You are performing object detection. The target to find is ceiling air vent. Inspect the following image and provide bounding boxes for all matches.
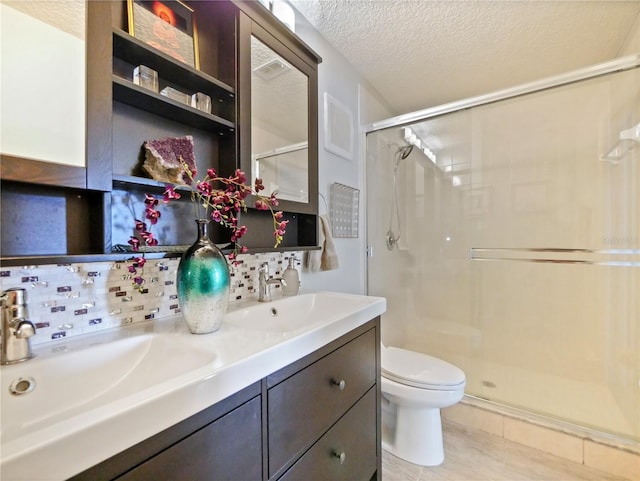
[253,58,291,81]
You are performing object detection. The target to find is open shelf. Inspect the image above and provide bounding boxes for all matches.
[112,77,235,133]
[113,29,234,102]
[112,175,201,197]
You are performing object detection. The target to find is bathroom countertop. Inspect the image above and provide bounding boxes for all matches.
[0,291,386,481]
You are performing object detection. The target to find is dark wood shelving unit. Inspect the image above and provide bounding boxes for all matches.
[1,0,322,265]
[113,173,169,190]
[0,156,87,189]
[112,29,235,102]
[112,76,235,133]
[111,174,196,193]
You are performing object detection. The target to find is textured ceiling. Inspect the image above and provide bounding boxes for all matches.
[4,1,85,39]
[290,0,640,115]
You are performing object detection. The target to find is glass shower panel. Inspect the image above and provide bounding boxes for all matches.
[366,110,482,390]
[366,66,640,441]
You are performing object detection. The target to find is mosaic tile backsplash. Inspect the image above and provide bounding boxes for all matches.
[0,252,302,346]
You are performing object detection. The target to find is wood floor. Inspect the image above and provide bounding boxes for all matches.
[382,421,630,481]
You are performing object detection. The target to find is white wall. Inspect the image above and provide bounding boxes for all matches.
[619,10,640,56]
[289,6,394,295]
[1,1,86,166]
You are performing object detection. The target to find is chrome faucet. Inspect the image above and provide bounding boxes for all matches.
[258,263,286,302]
[1,288,36,364]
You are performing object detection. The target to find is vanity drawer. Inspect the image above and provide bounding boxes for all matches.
[115,396,262,481]
[278,387,377,481]
[268,328,376,476]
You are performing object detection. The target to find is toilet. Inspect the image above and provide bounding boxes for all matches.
[381,344,466,466]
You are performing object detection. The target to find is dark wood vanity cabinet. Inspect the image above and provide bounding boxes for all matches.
[278,389,377,481]
[268,321,380,481]
[268,327,377,478]
[116,396,262,481]
[71,318,381,481]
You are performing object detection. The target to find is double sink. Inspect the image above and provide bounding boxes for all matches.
[0,291,386,480]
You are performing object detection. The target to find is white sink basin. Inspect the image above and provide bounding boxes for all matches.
[0,333,216,444]
[0,291,386,481]
[224,292,382,334]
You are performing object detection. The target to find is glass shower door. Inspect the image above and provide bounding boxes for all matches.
[366,65,640,441]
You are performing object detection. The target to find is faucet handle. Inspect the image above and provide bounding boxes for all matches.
[2,288,26,307]
[15,320,36,339]
[259,262,269,274]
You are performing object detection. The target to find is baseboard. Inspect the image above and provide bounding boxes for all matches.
[442,396,639,481]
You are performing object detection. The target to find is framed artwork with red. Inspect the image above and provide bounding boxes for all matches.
[127,0,200,69]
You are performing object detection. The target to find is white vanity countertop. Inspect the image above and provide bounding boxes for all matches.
[0,291,386,481]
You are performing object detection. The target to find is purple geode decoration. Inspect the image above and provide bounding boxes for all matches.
[142,135,197,184]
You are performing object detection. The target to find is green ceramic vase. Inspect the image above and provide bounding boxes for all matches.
[177,219,230,334]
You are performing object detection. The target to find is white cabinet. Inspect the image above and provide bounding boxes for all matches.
[1,1,86,167]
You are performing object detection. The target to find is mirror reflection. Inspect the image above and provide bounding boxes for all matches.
[251,35,308,203]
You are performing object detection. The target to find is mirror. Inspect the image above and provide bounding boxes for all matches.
[0,1,86,167]
[250,35,308,203]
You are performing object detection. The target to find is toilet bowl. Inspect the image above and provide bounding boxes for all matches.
[381,345,466,466]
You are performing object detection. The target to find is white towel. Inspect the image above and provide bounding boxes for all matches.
[304,215,339,272]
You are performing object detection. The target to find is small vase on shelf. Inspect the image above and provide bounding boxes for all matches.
[177,219,230,334]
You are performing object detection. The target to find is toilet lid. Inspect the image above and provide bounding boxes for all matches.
[382,346,466,390]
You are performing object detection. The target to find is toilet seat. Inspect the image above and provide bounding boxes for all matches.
[382,346,466,391]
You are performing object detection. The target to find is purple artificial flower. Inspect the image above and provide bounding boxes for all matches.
[128,236,140,251]
[234,169,247,184]
[145,207,161,225]
[163,186,181,202]
[135,219,147,232]
[231,225,248,242]
[275,220,289,236]
[128,154,288,289]
[197,180,213,196]
[144,194,159,207]
[141,231,158,246]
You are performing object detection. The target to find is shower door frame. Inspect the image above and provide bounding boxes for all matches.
[365,54,640,135]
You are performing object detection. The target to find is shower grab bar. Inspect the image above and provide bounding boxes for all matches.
[470,247,640,267]
[471,247,640,254]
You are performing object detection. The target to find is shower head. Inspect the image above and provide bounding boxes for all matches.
[387,144,414,251]
[393,144,414,171]
[398,144,414,160]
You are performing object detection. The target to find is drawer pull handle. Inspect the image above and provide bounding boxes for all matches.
[332,450,346,464]
[331,378,346,390]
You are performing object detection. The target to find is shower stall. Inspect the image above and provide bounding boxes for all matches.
[366,56,640,443]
